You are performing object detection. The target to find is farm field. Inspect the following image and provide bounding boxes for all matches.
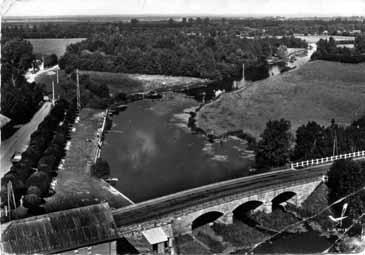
[27,38,86,57]
[196,60,365,138]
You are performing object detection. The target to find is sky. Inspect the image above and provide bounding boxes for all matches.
[4,0,365,17]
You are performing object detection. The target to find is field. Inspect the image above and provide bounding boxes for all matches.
[27,38,86,57]
[196,60,365,138]
[80,70,210,95]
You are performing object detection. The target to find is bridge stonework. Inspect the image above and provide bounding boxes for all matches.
[119,178,322,238]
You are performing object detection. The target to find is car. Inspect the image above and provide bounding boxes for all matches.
[11,152,22,163]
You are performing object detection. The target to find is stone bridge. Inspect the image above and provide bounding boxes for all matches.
[116,175,322,238]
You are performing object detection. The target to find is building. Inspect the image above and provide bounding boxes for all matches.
[0,203,119,254]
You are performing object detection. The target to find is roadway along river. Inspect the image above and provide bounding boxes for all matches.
[0,102,52,177]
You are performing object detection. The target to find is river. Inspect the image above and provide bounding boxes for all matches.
[101,44,333,252]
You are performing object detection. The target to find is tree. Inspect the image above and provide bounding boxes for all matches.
[292,121,326,161]
[1,38,34,86]
[255,119,292,169]
[44,54,58,67]
[91,158,110,178]
[327,159,365,220]
[355,35,365,53]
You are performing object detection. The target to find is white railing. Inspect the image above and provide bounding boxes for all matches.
[291,151,365,169]
[94,109,109,163]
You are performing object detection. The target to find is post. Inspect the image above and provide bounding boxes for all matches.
[56,69,59,84]
[76,69,81,110]
[52,80,55,106]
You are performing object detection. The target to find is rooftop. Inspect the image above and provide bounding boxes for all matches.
[1,203,119,254]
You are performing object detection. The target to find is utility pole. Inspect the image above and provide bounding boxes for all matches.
[332,129,337,156]
[56,69,59,84]
[76,69,81,110]
[52,80,55,106]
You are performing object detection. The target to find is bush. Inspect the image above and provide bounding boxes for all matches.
[91,158,110,178]
[44,54,58,67]
[26,171,50,196]
[27,186,42,196]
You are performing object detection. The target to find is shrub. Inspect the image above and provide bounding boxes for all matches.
[91,158,110,178]
[26,171,50,196]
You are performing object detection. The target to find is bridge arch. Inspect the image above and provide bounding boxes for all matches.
[272,191,297,209]
[232,200,263,221]
[191,211,224,230]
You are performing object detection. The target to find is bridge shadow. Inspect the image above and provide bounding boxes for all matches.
[192,211,224,230]
[233,201,277,235]
[272,191,297,210]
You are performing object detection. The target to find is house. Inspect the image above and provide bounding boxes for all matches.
[142,227,171,253]
[0,203,119,255]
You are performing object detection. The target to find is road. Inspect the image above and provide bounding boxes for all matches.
[113,156,365,227]
[25,65,60,83]
[0,102,52,178]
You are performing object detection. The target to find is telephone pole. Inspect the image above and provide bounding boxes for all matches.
[52,80,55,106]
[76,69,81,110]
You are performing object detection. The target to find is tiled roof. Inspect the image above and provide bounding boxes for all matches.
[1,203,119,254]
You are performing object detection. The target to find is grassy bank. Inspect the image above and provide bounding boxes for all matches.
[80,70,210,95]
[196,61,365,137]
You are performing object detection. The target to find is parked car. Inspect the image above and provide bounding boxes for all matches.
[11,152,22,163]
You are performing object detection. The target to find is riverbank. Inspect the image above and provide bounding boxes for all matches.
[195,60,365,138]
[80,70,211,95]
[44,108,133,212]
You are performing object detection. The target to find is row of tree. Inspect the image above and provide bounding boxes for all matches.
[311,36,365,63]
[255,116,365,170]
[0,100,78,220]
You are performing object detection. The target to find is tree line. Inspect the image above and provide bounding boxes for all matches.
[311,35,365,63]
[255,117,365,226]
[1,38,45,139]
[58,28,307,80]
[255,116,365,170]
[2,17,364,39]
[1,99,77,220]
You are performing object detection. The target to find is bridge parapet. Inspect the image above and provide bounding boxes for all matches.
[291,151,365,169]
[115,176,322,236]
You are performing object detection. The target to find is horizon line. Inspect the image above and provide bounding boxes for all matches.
[3,13,365,19]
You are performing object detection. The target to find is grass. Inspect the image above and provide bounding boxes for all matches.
[27,38,85,57]
[197,60,365,138]
[80,70,210,95]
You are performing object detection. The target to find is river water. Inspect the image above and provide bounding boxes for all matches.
[102,45,317,202]
[101,43,333,252]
